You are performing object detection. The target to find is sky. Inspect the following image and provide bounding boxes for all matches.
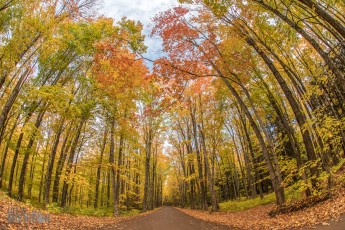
[100,0,179,60]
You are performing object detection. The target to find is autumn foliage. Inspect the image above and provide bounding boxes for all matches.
[0,0,344,226]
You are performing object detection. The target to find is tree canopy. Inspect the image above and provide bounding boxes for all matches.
[0,0,344,216]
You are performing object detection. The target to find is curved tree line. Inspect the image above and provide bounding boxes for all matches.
[0,0,167,214]
[155,0,345,210]
[0,0,344,215]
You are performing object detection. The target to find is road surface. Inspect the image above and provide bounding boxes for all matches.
[312,215,345,230]
[114,206,230,230]
[111,206,345,230]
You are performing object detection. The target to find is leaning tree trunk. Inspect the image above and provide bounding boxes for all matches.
[52,125,73,203]
[44,116,66,205]
[199,125,219,211]
[221,77,285,206]
[0,68,31,144]
[0,113,20,188]
[244,35,319,188]
[94,129,107,208]
[190,104,208,210]
[61,118,85,207]
[297,0,345,39]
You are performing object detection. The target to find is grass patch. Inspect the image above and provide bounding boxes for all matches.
[55,206,115,217]
[0,190,143,217]
[219,187,301,212]
[46,203,141,217]
[121,209,141,216]
[219,193,276,212]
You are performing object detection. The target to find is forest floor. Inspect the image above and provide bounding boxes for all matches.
[0,191,159,230]
[178,187,345,229]
[1,188,345,229]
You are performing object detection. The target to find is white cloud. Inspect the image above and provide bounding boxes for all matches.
[101,0,176,25]
[99,0,179,61]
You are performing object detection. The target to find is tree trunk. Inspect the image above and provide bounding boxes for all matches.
[114,133,124,215]
[94,129,107,208]
[8,132,24,197]
[221,77,285,206]
[109,118,117,214]
[190,104,208,210]
[245,35,319,188]
[199,125,219,211]
[52,125,73,203]
[44,116,65,205]
[253,0,345,93]
[18,109,46,201]
[0,68,30,143]
[297,0,345,39]
[61,119,85,207]
[142,126,153,212]
[0,113,20,188]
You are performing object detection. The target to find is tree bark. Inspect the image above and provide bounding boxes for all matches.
[114,133,124,215]
[94,129,107,208]
[190,103,208,210]
[108,118,117,214]
[52,124,73,203]
[142,124,153,212]
[61,119,85,207]
[297,0,345,39]
[245,35,319,187]
[221,77,285,206]
[199,125,219,211]
[44,116,65,205]
[0,113,20,188]
[0,68,30,143]
[18,109,46,201]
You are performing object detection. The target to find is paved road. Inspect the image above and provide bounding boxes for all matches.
[114,207,230,230]
[312,215,345,230]
[112,206,345,230]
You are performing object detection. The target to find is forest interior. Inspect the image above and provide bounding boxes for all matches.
[0,0,345,229]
